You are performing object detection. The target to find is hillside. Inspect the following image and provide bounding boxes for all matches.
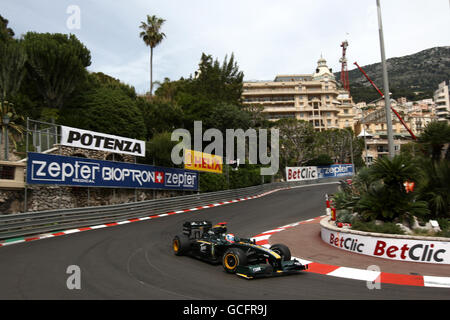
[334,46,450,103]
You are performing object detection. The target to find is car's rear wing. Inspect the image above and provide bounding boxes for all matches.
[183,221,212,238]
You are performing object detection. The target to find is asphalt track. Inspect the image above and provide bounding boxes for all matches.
[0,183,449,300]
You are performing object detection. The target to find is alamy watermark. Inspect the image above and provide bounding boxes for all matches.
[66,265,81,290]
[66,5,81,30]
[171,121,279,175]
[366,265,381,290]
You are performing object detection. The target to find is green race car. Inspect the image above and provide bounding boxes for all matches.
[172,221,308,279]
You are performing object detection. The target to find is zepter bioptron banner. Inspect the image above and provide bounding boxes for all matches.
[60,125,146,157]
[26,152,198,191]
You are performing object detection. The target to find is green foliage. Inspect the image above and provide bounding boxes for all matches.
[144,131,179,167]
[137,96,184,140]
[0,15,14,42]
[23,32,91,110]
[156,53,245,133]
[351,220,405,235]
[369,154,417,188]
[416,158,450,218]
[418,121,450,161]
[355,182,429,222]
[0,39,27,103]
[139,14,166,95]
[304,154,333,166]
[60,86,145,139]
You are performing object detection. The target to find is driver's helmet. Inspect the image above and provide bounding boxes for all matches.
[225,233,235,243]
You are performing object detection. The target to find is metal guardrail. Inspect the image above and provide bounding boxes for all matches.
[0,178,342,240]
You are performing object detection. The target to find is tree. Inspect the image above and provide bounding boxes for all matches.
[139,15,166,96]
[0,100,24,151]
[277,119,315,168]
[418,121,450,161]
[355,155,430,222]
[60,86,146,140]
[137,96,184,140]
[23,32,91,111]
[0,15,14,42]
[416,158,450,218]
[0,40,27,109]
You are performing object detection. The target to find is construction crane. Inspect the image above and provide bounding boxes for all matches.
[353,61,417,140]
[339,40,350,92]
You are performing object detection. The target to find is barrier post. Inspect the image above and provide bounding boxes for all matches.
[331,207,336,221]
[325,193,331,216]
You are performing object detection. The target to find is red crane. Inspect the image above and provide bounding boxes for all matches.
[353,61,417,140]
[340,40,350,92]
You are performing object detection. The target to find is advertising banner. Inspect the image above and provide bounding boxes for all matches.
[27,152,198,191]
[285,166,318,181]
[184,149,223,174]
[321,227,450,264]
[317,164,354,179]
[60,125,146,157]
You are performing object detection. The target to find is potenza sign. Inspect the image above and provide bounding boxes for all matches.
[26,152,198,191]
[321,228,450,264]
[60,126,146,157]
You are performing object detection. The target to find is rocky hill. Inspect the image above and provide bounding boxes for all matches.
[335,46,450,103]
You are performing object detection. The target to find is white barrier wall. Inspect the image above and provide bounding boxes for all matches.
[321,224,450,264]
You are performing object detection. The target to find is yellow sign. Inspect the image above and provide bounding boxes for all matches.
[184,149,223,174]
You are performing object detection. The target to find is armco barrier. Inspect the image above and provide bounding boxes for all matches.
[0,178,342,240]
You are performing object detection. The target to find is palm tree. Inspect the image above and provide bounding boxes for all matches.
[139,15,166,96]
[418,121,450,161]
[0,100,24,154]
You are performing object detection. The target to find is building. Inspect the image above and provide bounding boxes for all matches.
[242,56,356,131]
[355,106,415,165]
[434,81,450,122]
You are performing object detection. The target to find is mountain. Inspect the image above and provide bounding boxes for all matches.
[334,46,450,103]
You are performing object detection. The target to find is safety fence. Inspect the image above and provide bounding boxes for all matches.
[0,178,343,240]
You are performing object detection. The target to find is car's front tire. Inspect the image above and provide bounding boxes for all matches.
[270,243,291,261]
[222,248,248,273]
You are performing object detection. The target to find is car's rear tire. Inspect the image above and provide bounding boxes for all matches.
[270,244,291,261]
[222,248,248,273]
[173,234,191,256]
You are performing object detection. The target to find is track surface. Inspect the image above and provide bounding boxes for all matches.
[0,183,449,299]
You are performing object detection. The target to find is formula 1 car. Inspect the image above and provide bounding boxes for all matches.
[172,221,308,279]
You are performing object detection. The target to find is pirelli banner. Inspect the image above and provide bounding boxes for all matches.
[60,126,146,157]
[184,149,223,174]
[26,152,198,191]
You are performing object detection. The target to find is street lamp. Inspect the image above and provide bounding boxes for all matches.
[376,0,395,159]
[344,129,355,174]
[3,114,10,161]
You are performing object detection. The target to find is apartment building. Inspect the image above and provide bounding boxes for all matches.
[242,56,356,131]
[434,81,450,122]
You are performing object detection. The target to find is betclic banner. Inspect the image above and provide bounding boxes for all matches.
[285,166,318,181]
[321,227,450,264]
[26,152,198,191]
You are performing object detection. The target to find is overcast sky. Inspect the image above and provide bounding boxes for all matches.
[2,0,450,94]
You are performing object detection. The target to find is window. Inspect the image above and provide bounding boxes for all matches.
[0,166,15,180]
[344,109,349,114]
